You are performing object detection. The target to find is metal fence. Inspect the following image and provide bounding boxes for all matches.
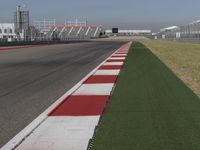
[0,40,91,47]
[155,20,200,41]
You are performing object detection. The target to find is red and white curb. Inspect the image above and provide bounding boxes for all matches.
[1,42,132,150]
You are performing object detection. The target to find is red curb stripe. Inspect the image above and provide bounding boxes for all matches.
[84,75,118,84]
[49,96,109,116]
[98,65,123,70]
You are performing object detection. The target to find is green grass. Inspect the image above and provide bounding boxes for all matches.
[141,40,200,98]
[92,42,200,150]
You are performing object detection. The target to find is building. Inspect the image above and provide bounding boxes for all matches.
[0,23,16,41]
[105,28,151,36]
[0,5,30,42]
[14,5,30,40]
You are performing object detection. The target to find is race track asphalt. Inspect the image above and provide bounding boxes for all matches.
[0,41,125,147]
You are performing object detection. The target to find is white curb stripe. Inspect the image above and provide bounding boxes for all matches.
[16,116,100,150]
[112,54,127,56]
[94,70,120,75]
[109,57,126,60]
[103,62,124,66]
[72,84,114,95]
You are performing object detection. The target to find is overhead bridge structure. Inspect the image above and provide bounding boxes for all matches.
[47,25,103,40]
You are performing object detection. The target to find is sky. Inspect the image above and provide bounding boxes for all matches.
[0,0,200,31]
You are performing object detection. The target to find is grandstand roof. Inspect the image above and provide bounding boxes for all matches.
[160,26,179,32]
[189,20,200,25]
[51,25,103,29]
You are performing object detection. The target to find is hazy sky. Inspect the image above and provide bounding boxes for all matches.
[0,0,200,31]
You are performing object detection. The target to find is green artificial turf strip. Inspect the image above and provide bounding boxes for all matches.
[92,42,200,150]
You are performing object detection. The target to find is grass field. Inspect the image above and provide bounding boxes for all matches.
[92,42,200,150]
[142,40,200,98]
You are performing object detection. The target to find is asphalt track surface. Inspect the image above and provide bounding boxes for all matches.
[0,41,125,148]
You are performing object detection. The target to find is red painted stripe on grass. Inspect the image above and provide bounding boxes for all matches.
[84,75,118,84]
[107,59,126,62]
[49,96,109,116]
[98,65,123,70]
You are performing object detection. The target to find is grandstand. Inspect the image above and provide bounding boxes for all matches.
[47,25,103,40]
[32,19,103,41]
